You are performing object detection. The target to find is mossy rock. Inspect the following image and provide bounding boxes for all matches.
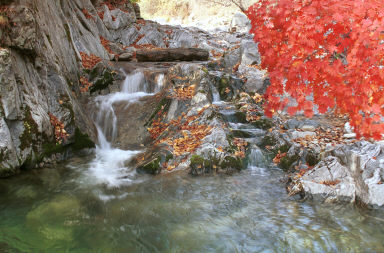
[190,154,221,175]
[231,130,253,138]
[279,154,300,171]
[0,166,17,178]
[90,70,115,93]
[137,157,161,175]
[306,151,320,167]
[251,117,273,130]
[20,108,39,151]
[233,111,248,123]
[221,156,243,170]
[72,128,95,151]
[218,76,235,101]
[260,135,277,148]
[145,97,172,127]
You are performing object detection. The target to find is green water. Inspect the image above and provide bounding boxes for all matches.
[1,155,384,253]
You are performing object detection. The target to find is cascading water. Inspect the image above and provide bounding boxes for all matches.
[87,70,154,187]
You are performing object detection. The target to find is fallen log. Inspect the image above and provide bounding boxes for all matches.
[117,48,209,62]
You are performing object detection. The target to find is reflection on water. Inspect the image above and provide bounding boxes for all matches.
[0,156,384,253]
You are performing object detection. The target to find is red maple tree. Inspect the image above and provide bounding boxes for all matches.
[246,0,384,139]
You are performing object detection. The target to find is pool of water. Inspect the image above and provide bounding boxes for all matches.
[1,154,384,253]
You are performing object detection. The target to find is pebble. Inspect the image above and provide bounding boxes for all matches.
[291,131,316,139]
[343,133,356,139]
[301,125,316,131]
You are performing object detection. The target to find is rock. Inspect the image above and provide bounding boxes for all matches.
[118,52,134,61]
[300,156,356,202]
[343,133,356,139]
[291,141,384,207]
[169,29,198,48]
[223,47,241,70]
[301,125,316,132]
[102,5,136,30]
[291,131,316,139]
[240,40,261,66]
[230,12,251,34]
[344,122,353,134]
[238,65,268,93]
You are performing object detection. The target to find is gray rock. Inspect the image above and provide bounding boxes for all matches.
[240,40,261,66]
[343,133,357,139]
[230,12,251,34]
[290,131,316,139]
[169,29,197,48]
[238,65,268,93]
[294,141,384,206]
[301,125,316,132]
[223,47,241,70]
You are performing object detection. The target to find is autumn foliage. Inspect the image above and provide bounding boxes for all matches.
[49,113,68,144]
[247,0,384,139]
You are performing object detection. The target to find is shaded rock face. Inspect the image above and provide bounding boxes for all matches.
[0,0,143,177]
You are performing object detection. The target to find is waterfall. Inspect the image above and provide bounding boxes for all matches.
[87,70,156,187]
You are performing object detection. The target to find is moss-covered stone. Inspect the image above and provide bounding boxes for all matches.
[260,135,277,149]
[279,154,300,171]
[20,108,39,151]
[72,128,95,151]
[233,111,247,123]
[306,151,320,167]
[218,76,234,101]
[144,97,172,127]
[231,129,253,138]
[165,153,174,162]
[221,156,243,170]
[90,70,115,93]
[0,166,16,178]
[137,157,161,175]
[190,155,205,167]
[251,117,273,130]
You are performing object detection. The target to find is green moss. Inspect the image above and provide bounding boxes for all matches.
[165,153,174,162]
[251,117,273,130]
[279,154,300,171]
[218,76,234,101]
[144,97,172,127]
[19,108,39,151]
[42,143,66,157]
[306,152,320,167]
[221,156,243,170]
[234,111,247,123]
[190,155,205,167]
[137,157,161,175]
[46,34,52,47]
[63,24,72,44]
[0,150,5,161]
[231,130,253,138]
[90,70,115,94]
[260,135,277,149]
[72,128,95,151]
[83,68,99,81]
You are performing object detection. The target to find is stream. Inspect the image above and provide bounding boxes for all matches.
[1,70,384,253]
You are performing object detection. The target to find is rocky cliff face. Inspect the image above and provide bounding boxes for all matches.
[0,0,143,177]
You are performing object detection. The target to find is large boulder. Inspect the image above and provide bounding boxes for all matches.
[230,12,251,34]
